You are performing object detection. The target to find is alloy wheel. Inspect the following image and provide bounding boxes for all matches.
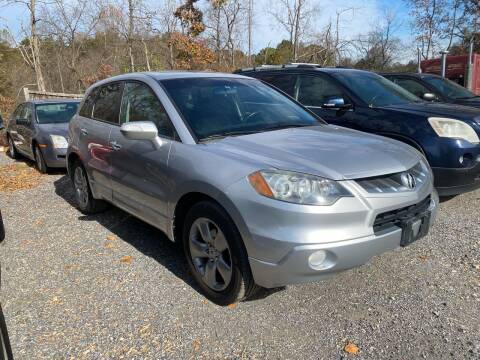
[74,166,89,208]
[189,218,233,291]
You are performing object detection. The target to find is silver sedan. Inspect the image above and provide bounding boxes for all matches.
[67,72,438,305]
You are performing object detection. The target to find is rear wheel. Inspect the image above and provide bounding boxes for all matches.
[72,161,108,214]
[7,136,18,159]
[183,201,259,305]
[34,145,48,173]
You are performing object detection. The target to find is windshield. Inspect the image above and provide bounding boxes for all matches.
[423,76,476,99]
[332,71,421,107]
[160,77,322,141]
[35,102,79,124]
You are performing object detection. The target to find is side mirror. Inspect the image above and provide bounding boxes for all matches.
[322,97,352,110]
[423,93,436,101]
[120,121,158,141]
[0,122,4,131]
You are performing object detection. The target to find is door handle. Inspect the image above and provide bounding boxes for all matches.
[109,140,122,150]
[80,128,88,136]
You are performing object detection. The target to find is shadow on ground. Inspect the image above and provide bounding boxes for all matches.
[53,175,283,303]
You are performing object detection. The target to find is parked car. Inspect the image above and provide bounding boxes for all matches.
[0,210,14,360]
[6,100,80,173]
[237,65,480,196]
[382,72,480,108]
[68,72,438,305]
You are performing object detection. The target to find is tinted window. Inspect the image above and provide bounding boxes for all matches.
[423,76,476,99]
[14,104,25,120]
[35,103,79,124]
[79,88,98,118]
[260,74,295,96]
[332,71,420,107]
[161,77,322,141]
[296,75,350,107]
[92,83,122,123]
[393,78,431,98]
[120,82,176,139]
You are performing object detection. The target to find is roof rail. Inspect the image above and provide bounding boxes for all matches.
[235,63,320,73]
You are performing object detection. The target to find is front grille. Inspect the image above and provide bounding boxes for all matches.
[373,196,431,233]
[356,162,428,193]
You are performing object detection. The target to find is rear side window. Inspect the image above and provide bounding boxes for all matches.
[120,82,176,139]
[79,88,98,118]
[296,75,350,107]
[259,74,295,96]
[92,83,122,123]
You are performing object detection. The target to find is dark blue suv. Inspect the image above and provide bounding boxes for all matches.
[237,65,480,196]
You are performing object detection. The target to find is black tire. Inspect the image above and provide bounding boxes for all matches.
[71,161,108,214]
[183,201,259,306]
[0,304,14,360]
[34,145,48,174]
[7,136,18,160]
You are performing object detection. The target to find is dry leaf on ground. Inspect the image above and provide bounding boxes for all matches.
[192,339,201,351]
[120,255,133,264]
[419,255,428,261]
[0,164,44,192]
[227,303,237,309]
[106,234,116,241]
[344,342,359,355]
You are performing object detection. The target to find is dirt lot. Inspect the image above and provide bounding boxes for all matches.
[0,151,479,359]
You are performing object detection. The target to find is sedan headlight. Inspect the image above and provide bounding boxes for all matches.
[248,170,352,205]
[428,117,479,144]
[50,135,68,149]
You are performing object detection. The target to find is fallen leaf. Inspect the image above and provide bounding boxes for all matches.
[192,339,201,352]
[51,296,61,305]
[202,299,209,305]
[227,303,237,309]
[419,255,428,261]
[104,241,115,249]
[0,164,44,192]
[120,255,133,264]
[34,218,45,226]
[139,324,151,337]
[344,342,359,355]
[106,234,116,241]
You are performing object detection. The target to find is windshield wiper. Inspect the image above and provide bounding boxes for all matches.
[199,124,312,142]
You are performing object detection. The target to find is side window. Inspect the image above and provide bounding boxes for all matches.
[23,105,33,122]
[260,74,295,96]
[13,104,24,121]
[79,88,99,118]
[120,82,176,139]
[296,75,350,107]
[394,78,431,98]
[92,83,122,123]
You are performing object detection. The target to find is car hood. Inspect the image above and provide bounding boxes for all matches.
[38,122,69,137]
[380,102,480,120]
[453,97,480,109]
[204,125,421,180]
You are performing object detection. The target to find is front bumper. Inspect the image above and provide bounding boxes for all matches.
[41,146,67,168]
[226,177,438,289]
[432,162,480,196]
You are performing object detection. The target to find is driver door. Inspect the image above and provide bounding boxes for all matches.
[109,81,177,230]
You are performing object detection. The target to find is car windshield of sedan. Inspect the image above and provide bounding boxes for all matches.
[160,77,323,141]
[35,102,79,124]
[423,76,477,99]
[332,71,421,107]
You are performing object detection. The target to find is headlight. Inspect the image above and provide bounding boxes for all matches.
[428,117,479,144]
[248,170,352,205]
[50,135,68,149]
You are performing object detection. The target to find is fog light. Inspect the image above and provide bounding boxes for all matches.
[308,250,327,270]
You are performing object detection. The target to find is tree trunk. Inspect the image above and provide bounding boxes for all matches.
[128,0,135,72]
[30,0,46,92]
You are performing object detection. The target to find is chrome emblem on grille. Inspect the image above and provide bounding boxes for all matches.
[401,172,416,190]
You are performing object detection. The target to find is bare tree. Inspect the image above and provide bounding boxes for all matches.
[269,0,317,61]
[2,0,46,91]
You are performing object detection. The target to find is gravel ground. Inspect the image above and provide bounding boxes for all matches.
[0,151,479,359]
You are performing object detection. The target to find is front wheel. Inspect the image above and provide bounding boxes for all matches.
[183,201,259,306]
[34,145,48,173]
[71,161,108,214]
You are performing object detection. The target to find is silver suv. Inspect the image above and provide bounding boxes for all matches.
[67,72,438,305]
